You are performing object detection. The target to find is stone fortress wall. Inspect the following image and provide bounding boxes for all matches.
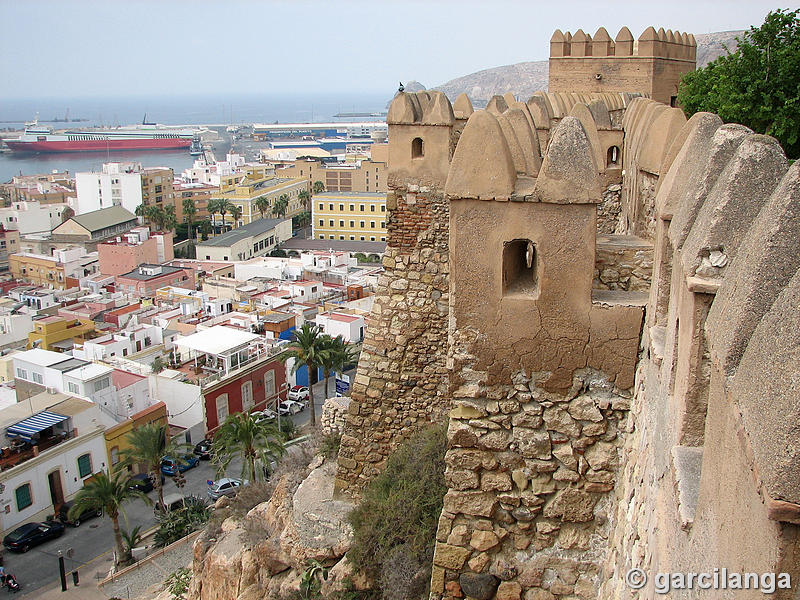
[549,27,696,105]
[336,24,800,600]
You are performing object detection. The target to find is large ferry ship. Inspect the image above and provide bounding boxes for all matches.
[4,121,197,153]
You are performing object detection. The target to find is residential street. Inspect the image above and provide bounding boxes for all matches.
[12,368,354,597]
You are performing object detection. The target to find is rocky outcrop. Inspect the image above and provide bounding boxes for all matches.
[187,459,355,600]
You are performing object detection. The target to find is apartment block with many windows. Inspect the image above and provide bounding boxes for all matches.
[312,192,387,242]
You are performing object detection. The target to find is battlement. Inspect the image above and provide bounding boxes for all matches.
[551,26,696,60]
[549,26,697,105]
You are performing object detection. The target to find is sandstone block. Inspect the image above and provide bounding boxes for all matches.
[449,423,479,448]
[481,471,512,492]
[495,581,523,600]
[512,469,529,491]
[448,525,471,546]
[478,430,512,451]
[567,395,604,422]
[583,441,617,470]
[443,490,497,517]
[543,489,598,522]
[434,543,471,570]
[553,444,578,470]
[468,551,492,573]
[513,428,552,459]
[524,590,556,600]
[431,566,446,595]
[446,469,480,490]
[446,448,499,471]
[470,530,500,551]
[451,404,486,419]
[543,407,581,437]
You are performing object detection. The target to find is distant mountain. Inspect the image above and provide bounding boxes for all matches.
[415,30,743,105]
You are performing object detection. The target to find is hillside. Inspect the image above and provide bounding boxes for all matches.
[421,30,743,105]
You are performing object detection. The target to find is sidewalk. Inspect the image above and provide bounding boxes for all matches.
[23,580,108,600]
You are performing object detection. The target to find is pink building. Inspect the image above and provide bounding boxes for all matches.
[98,229,174,276]
[115,264,195,296]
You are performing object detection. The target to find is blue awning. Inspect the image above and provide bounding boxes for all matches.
[7,411,69,441]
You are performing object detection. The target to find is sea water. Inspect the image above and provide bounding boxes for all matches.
[0,92,390,182]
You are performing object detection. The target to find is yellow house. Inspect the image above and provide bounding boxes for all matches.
[9,253,68,289]
[104,402,168,471]
[211,176,307,228]
[26,315,96,350]
[312,191,388,242]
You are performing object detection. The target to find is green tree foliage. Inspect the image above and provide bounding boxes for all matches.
[312,180,325,194]
[273,194,290,218]
[211,411,286,482]
[319,335,358,398]
[348,425,448,595]
[154,496,210,547]
[182,197,197,239]
[206,198,227,233]
[280,323,327,426]
[678,9,800,158]
[120,422,186,510]
[254,196,270,219]
[298,189,310,211]
[68,471,150,565]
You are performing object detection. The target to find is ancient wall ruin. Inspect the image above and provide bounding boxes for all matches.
[336,25,800,600]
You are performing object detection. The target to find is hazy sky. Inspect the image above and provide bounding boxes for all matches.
[2,0,797,99]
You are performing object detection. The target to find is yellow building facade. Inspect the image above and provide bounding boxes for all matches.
[277,156,387,194]
[212,176,307,228]
[26,316,96,350]
[104,402,168,472]
[312,192,387,242]
[9,253,67,289]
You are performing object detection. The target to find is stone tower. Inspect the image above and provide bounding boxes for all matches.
[549,26,697,105]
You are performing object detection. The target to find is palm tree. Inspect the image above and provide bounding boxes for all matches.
[145,205,166,231]
[212,412,285,482]
[182,197,197,239]
[296,210,311,230]
[280,323,326,426]
[198,219,212,240]
[254,196,270,220]
[228,203,242,228]
[298,189,310,212]
[313,181,325,194]
[120,422,185,510]
[68,470,150,566]
[217,200,234,231]
[273,194,289,219]
[135,203,147,224]
[207,198,227,233]
[163,204,178,232]
[330,336,359,396]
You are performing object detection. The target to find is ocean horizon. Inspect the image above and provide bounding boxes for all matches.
[0,91,392,129]
[0,92,392,182]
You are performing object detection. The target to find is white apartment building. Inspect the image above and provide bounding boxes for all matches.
[315,311,365,343]
[0,201,67,235]
[75,162,144,215]
[73,323,169,363]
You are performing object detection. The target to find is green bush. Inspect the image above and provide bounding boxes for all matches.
[347,425,447,595]
[280,417,297,440]
[165,567,191,600]
[154,496,211,547]
[319,432,341,459]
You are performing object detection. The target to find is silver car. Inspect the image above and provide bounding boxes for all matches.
[207,478,248,500]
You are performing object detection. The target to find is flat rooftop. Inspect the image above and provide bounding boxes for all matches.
[198,218,288,248]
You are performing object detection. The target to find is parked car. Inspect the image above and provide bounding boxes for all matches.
[3,520,65,552]
[154,493,186,514]
[193,439,213,460]
[207,478,248,501]
[160,454,200,477]
[128,472,165,493]
[278,400,304,416]
[58,500,102,527]
[288,385,309,402]
[252,409,277,424]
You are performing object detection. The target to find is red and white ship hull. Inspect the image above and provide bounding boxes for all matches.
[4,125,197,153]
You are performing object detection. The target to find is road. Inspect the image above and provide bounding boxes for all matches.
[10,369,354,597]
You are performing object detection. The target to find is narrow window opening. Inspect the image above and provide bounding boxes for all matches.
[503,239,538,296]
[411,137,424,159]
[607,146,620,167]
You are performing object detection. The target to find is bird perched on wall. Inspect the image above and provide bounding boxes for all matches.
[399,82,405,92]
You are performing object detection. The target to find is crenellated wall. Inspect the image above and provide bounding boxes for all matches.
[549,26,696,105]
[601,87,800,600]
[335,25,800,600]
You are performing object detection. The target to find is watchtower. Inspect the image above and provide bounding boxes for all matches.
[549,26,697,106]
